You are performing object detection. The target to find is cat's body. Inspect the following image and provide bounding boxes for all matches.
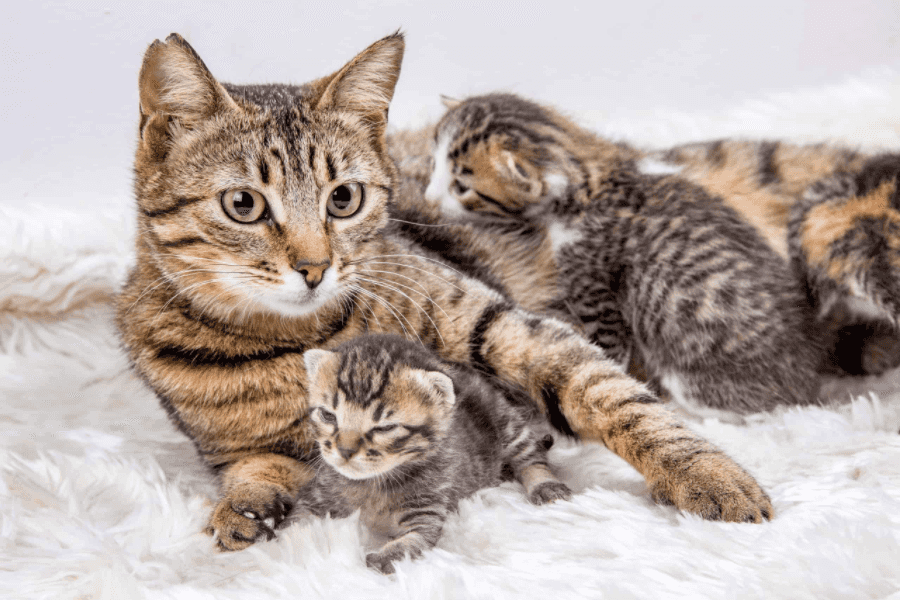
[298,334,570,573]
[117,33,772,552]
[397,94,900,414]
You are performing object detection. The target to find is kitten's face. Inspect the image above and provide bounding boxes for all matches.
[424,94,566,219]
[133,34,403,321]
[303,346,455,480]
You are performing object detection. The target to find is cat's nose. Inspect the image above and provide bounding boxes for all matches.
[336,433,362,461]
[294,259,331,289]
[337,443,360,461]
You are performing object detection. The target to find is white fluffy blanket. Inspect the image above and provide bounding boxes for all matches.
[3,73,900,600]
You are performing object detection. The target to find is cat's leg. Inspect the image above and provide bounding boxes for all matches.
[791,155,900,374]
[365,501,447,574]
[205,454,313,551]
[460,298,773,522]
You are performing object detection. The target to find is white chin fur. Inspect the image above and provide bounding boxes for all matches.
[251,268,341,318]
[425,133,468,217]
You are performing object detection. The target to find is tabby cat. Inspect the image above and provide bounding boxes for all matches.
[116,33,772,552]
[399,93,900,415]
[298,334,570,574]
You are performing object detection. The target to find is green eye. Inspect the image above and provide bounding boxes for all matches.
[318,408,337,425]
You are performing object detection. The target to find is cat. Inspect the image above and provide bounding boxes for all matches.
[116,32,772,552]
[394,93,900,416]
[297,334,571,574]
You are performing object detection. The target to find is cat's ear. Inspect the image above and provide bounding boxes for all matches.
[499,150,535,183]
[303,349,338,380]
[440,95,462,110]
[139,33,237,128]
[409,370,456,406]
[311,31,405,134]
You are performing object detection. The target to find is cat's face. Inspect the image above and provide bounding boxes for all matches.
[424,94,568,219]
[303,344,455,480]
[133,33,403,322]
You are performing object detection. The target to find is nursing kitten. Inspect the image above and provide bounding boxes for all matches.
[298,334,570,574]
[117,33,772,552]
[406,93,900,414]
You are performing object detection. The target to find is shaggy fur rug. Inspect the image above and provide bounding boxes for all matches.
[3,72,900,599]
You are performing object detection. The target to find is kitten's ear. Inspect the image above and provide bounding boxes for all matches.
[499,150,534,183]
[303,349,337,380]
[410,370,456,406]
[440,95,462,110]
[312,32,405,134]
[139,33,237,126]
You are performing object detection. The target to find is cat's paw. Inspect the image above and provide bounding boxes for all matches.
[649,453,772,523]
[365,548,405,575]
[528,480,572,505]
[205,486,294,551]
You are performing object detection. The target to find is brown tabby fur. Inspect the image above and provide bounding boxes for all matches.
[117,33,772,552]
[397,95,900,413]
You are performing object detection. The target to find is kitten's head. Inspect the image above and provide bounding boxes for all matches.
[133,33,404,322]
[424,93,573,218]
[302,335,456,480]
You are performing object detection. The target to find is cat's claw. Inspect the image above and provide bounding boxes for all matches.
[206,489,294,551]
[528,481,573,505]
[366,550,399,575]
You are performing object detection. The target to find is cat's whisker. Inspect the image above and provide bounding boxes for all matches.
[152,276,257,320]
[127,268,260,314]
[354,275,445,348]
[352,278,426,346]
[359,267,451,322]
[387,218,453,227]
[350,259,473,298]
[351,286,414,342]
[346,285,384,332]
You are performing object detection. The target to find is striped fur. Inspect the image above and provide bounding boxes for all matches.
[299,334,570,574]
[118,35,773,552]
[411,94,900,413]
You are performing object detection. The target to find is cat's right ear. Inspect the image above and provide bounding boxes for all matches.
[138,34,237,154]
[303,349,337,380]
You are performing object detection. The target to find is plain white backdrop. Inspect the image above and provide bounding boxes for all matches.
[2,0,899,211]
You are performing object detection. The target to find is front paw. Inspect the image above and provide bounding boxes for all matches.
[528,480,572,505]
[650,453,772,523]
[205,487,293,551]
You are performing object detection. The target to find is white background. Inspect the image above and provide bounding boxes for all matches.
[2,0,898,210]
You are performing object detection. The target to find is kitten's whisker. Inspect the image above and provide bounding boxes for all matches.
[354,275,444,348]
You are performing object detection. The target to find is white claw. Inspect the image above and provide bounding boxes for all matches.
[264,517,276,530]
[243,511,257,520]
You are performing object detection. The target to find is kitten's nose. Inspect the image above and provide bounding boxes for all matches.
[336,433,362,461]
[294,259,331,289]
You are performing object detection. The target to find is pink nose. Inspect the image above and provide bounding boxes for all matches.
[294,259,331,289]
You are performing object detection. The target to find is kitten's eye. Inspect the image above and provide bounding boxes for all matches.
[452,180,469,195]
[370,424,398,434]
[318,408,337,425]
[326,182,363,218]
[221,189,267,223]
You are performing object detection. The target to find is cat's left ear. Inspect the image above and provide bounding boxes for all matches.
[312,31,405,135]
[409,370,456,406]
[303,349,337,380]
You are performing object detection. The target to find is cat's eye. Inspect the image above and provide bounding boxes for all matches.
[318,408,337,425]
[221,189,268,223]
[452,180,469,195]
[326,182,363,218]
[370,424,398,434]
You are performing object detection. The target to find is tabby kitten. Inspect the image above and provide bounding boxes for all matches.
[298,334,570,574]
[117,33,772,552]
[408,93,900,414]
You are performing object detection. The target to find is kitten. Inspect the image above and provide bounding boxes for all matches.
[297,334,570,574]
[117,33,772,551]
[402,93,900,415]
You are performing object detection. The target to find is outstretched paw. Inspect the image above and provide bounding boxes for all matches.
[206,487,293,551]
[650,452,772,523]
[528,480,573,505]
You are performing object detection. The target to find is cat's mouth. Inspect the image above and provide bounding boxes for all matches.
[252,268,343,317]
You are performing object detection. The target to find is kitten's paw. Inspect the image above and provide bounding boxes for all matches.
[528,480,572,505]
[650,453,772,523]
[205,487,293,551]
[365,548,406,575]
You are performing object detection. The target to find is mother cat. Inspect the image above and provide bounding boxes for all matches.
[116,32,771,551]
